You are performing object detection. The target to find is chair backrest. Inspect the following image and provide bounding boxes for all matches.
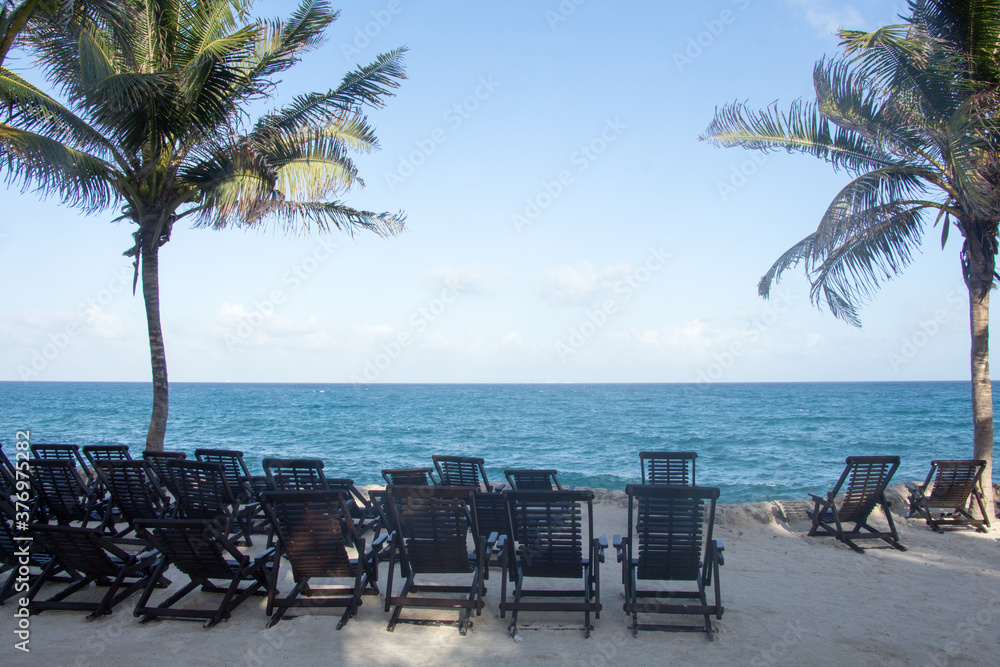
[387,485,477,574]
[134,518,244,580]
[31,444,93,480]
[83,445,132,466]
[505,489,593,579]
[263,458,329,491]
[261,490,358,579]
[926,460,987,507]
[382,468,436,486]
[95,460,169,523]
[194,449,252,501]
[0,444,16,496]
[142,451,186,494]
[27,459,92,524]
[625,484,718,582]
[432,455,492,491]
[831,455,900,524]
[504,469,562,490]
[166,459,237,520]
[639,451,697,486]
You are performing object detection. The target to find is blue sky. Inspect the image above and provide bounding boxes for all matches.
[2,0,980,384]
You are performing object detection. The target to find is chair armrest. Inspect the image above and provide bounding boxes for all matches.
[493,482,507,491]
[595,535,608,563]
[904,483,919,492]
[807,493,826,503]
[613,534,624,562]
[714,539,725,566]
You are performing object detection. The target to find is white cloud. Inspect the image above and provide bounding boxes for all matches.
[533,262,634,307]
[426,264,506,295]
[786,0,864,38]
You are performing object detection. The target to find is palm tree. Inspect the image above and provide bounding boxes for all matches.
[2,0,406,450]
[700,1,1000,513]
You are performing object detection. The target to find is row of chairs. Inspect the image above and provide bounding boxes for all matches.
[1,444,726,639]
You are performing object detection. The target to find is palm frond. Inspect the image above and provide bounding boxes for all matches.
[255,47,407,134]
[0,123,117,211]
[701,99,897,174]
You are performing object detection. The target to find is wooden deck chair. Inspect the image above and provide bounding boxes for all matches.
[194,449,255,504]
[27,523,165,619]
[384,485,496,635]
[382,468,437,485]
[132,518,269,628]
[142,451,186,496]
[95,461,175,543]
[263,458,329,491]
[500,489,606,638]
[83,445,132,465]
[807,455,906,553]
[31,444,97,490]
[614,484,724,639]
[27,459,110,530]
[1,503,74,604]
[640,451,697,485]
[906,460,990,532]
[167,459,255,546]
[433,455,494,491]
[504,469,565,490]
[261,490,386,629]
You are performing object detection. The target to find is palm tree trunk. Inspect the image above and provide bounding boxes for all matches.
[141,240,168,452]
[969,281,995,518]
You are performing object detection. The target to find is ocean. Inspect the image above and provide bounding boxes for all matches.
[0,381,991,504]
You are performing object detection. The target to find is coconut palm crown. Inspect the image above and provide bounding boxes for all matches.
[0,0,407,449]
[700,0,1000,511]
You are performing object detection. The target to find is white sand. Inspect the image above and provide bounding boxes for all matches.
[3,484,999,666]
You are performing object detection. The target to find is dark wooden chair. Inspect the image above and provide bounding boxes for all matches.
[94,460,175,543]
[2,503,73,605]
[26,523,165,619]
[31,443,97,490]
[166,459,255,546]
[504,469,565,490]
[262,458,329,491]
[433,455,494,491]
[382,468,437,485]
[83,445,132,465]
[27,459,110,530]
[614,484,724,639]
[807,455,906,553]
[640,451,697,485]
[500,489,606,638]
[384,485,497,635]
[132,518,269,628]
[194,449,255,504]
[261,489,386,629]
[142,451,187,496]
[906,459,991,532]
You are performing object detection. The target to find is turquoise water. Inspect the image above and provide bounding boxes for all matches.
[0,381,991,503]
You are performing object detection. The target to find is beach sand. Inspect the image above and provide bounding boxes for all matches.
[3,483,998,666]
